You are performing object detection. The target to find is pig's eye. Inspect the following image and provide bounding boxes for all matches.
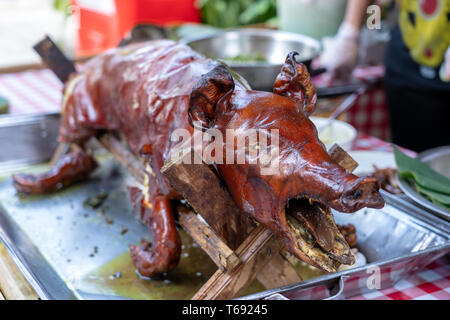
[349,189,363,200]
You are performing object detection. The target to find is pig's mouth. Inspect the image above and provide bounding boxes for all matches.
[282,196,355,273]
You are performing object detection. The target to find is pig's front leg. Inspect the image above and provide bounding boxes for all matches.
[129,194,181,277]
[12,147,97,194]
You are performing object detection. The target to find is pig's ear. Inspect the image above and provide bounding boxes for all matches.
[273,52,317,116]
[188,65,235,129]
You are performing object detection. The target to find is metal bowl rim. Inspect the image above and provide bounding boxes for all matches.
[418,145,450,164]
[180,28,322,68]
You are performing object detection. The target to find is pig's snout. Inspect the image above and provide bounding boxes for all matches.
[334,176,385,212]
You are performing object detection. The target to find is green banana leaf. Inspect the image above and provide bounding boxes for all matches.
[393,146,450,195]
[393,146,450,211]
[415,184,450,207]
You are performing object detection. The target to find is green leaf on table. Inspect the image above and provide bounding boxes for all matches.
[393,146,450,195]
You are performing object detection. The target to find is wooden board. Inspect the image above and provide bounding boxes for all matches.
[329,144,358,173]
[161,148,254,250]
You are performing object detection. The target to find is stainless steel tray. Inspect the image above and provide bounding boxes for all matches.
[240,190,450,300]
[0,113,449,300]
[0,113,60,172]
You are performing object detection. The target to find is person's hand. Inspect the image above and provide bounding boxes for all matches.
[320,22,360,82]
[439,46,450,82]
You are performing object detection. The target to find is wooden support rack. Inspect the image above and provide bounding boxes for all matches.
[97,134,356,299]
[98,134,303,299]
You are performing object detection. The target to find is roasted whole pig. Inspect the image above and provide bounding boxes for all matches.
[13,41,384,276]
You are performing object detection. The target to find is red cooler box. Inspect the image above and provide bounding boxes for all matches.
[74,0,200,56]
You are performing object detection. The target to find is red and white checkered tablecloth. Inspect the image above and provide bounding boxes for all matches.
[0,68,448,300]
[314,65,391,141]
[0,69,62,114]
[349,256,449,300]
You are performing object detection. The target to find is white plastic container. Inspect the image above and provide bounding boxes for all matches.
[310,117,357,151]
[277,0,347,40]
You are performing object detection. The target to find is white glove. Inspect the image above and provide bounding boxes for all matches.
[439,46,450,82]
[320,22,360,81]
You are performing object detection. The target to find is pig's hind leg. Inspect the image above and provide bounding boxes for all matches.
[128,180,181,277]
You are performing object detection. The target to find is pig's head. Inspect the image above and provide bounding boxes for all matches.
[188,52,384,272]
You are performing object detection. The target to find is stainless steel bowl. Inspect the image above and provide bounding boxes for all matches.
[181,28,322,91]
[419,146,450,179]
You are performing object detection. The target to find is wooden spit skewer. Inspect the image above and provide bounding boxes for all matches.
[178,209,241,273]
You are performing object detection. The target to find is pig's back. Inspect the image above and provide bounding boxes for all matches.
[61,40,216,169]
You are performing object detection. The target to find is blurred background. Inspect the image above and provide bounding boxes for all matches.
[0,0,421,144]
[1,1,449,303]
[0,0,393,65]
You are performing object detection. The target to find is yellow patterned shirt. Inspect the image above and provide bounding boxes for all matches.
[399,0,450,68]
